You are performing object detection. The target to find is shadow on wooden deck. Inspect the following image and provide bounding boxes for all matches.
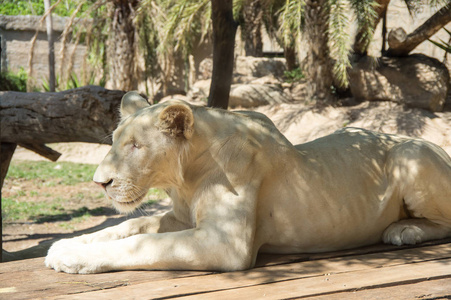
[1,238,450,299]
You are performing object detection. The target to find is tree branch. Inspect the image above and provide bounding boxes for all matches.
[387,4,451,56]
[19,143,61,162]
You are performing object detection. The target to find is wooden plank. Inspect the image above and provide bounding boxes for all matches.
[46,244,451,299]
[256,238,451,267]
[307,277,451,300]
[1,242,449,299]
[178,258,451,300]
[0,258,210,300]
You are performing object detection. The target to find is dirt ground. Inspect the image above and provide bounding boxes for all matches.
[3,100,451,257]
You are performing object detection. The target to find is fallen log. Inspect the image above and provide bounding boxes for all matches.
[0,85,126,145]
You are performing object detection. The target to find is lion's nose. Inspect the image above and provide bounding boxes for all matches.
[94,179,113,190]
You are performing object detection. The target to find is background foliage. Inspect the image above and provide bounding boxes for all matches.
[0,0,92,17]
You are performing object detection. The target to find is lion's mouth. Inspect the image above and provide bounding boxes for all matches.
[110,192,147,213]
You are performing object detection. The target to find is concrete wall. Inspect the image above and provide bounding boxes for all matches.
[0,14,210,94]
[0,15,88,89]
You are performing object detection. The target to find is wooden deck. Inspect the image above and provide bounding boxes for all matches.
[1,239,450,299]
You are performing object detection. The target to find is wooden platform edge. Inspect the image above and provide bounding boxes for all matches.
[53,243,451,300]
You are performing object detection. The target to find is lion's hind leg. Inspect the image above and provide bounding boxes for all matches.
[383,139,451,246]
[382,219,451,246]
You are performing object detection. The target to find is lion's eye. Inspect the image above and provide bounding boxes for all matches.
[132,141,141,149]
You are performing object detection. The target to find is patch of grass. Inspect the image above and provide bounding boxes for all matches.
[283,67,305,83]
[16,190,26,197]
[3,160,167,226]
[147,188,167,199]
[94,192,105,199]
[0,68,28,92]
[3,197,65,222]
[144,200,158,206]
[29,190,39,197]
[59,222,76,230]
[6,161,97,185]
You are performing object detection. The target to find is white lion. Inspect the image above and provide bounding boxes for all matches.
[45,92,451,274]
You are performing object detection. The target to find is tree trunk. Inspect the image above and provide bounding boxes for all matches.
[386,4,451,56]
[353,0,391,56]
[108,0,139,91]
[44,0,56,92]
[0,143,16,262]
[284,45,298,71]
[208,0,238,109]
[304,0,335,105]
[0,86,125,146]
[242,0,263,57]
[382,9,387,53]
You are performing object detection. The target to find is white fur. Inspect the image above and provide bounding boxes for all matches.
[45,96,451,274]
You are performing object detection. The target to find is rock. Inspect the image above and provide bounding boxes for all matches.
[250,75,281,85]
[193,56,290,108]
[234,56,286,79]
[198,58,213,80]
[189,78,291,108]
[198,56,287,82]
[229,84,291,108]
[159,94,206,106]
[188,79,211,100]
[289,82,308,102]
[159,94,190,103]
[348,54,450,112]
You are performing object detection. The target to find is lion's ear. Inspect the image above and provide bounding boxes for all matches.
[120,91,150,119]
[158,103,194,139]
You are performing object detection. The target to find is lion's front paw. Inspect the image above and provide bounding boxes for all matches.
[45,239,105,274]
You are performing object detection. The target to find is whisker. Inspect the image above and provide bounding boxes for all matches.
[98,132,113,144]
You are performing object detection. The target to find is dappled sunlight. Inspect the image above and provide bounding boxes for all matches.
[347,101,432,138]
[255,101,451,159]
[256,128,396,252]
[218,239,451,285]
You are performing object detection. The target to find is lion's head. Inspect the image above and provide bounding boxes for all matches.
[93,92,194,213]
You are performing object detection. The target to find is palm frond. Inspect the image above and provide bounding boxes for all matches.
[428,27,451,53]
[136,1,161,79]
[429,38,451,52]
[428,0,451,8]
[350,0,378,53]
[403,0,449,17]
[329,0,351,88]
[159,0,210,58]
[233,0,245,22]
[277,0,304,48]
[404,0,421,17]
